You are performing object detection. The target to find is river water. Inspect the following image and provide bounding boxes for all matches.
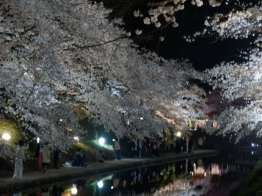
[9,150,261,196]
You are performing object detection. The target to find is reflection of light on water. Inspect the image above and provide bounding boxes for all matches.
[152,177,211,195]
[194,163,219,175]
[71,184,77,194]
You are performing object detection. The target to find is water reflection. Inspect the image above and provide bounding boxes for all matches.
[12,155,254,196]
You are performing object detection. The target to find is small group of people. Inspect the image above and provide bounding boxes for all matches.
[130,137,142,158]
[188,136,207,153]
[130,138,170,158]
[35,142,61,173]
[11,140,52,180]
[71,148,90,167]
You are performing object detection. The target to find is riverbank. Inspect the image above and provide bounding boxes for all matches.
[0,150,217,194]
[237,160,262,196]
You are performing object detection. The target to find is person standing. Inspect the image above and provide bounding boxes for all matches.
[138,139,142,157]
[198,137,203,149]
[134,138,138,157]
[189,138,195,153]
[114,139,121,160]
[148,139,153,157]
[156,138,162,157]
[12,140,29,179]
[35,142,43,171]
[165,139,170,155]
[152,139,157,157]
[131,138,135,158]
[203,136,206,149]
[176,138,181,154]
[188,137,192,153]
[42,142,50,173]
[53,146,61,169]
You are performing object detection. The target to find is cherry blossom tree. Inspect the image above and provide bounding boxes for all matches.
[198,2,262,141]
[0,0,207,158]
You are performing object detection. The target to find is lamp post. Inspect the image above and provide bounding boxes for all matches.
[97,180,103,188]
[98,138,105,146]
[2,133,11,141]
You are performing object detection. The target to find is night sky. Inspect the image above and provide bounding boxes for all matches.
[101,0,256,71]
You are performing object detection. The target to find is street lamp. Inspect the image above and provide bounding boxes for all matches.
[2,133,11,141]
[97,180,103,188]
[98,138,105,146]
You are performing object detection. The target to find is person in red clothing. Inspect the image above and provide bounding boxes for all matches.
[35,142,43,171]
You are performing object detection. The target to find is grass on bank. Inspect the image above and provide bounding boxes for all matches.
[238,160,262,196]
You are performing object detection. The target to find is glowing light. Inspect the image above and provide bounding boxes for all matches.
[140,117,143,120]
[98,138,105,146]
[111,186,113,189]
[177,132,181,137]
[97,180,103,188]
[251,143,255,147]
[60,119,62,121]
[37,137,40,143]
[71,184,77,194]
[252,151,254,154]
[2,133,11,141]
[204,172,206,177]
[206,119,208,121]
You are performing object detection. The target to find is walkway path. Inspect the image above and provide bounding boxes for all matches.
[0,150,217,194]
